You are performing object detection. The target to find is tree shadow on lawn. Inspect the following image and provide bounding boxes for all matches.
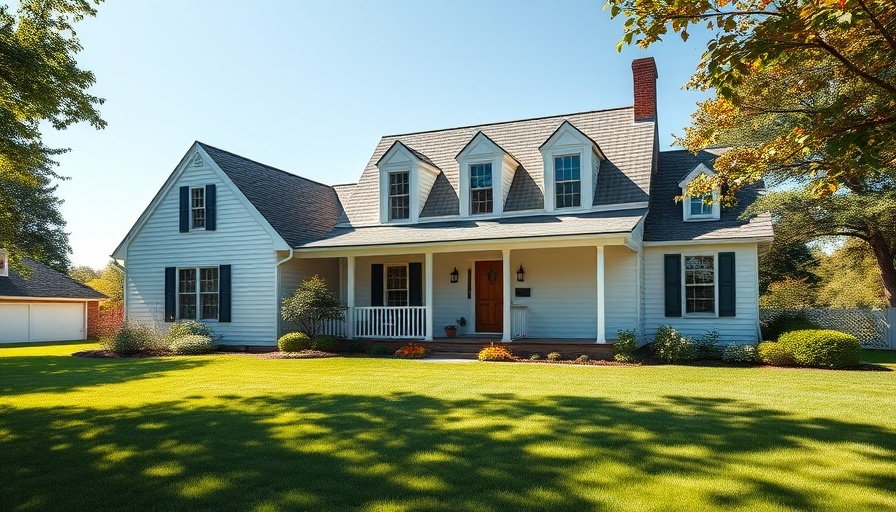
[1,393,894,511]
[0,356,210,396]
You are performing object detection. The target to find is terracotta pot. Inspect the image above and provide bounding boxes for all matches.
[445,326,457,337]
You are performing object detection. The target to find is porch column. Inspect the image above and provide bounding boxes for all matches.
[502,249,511,342]
[596,246,607,343]
[425,252,434,341]
[346,255,355,339]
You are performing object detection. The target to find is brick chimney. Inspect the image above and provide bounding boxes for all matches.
[632,57,658,122]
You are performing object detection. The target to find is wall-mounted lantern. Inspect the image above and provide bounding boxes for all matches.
[450,267,459,284]
[516,265,526,282]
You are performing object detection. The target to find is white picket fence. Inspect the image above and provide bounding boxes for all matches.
[760,307,896,349]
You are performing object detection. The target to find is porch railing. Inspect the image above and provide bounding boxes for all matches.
[353,306,427,339]
[317,317,346,338]
[511,304,528,339]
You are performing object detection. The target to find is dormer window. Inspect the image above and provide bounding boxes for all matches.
[389,171,410,220]
[191,187,206,229]
[679,163,721,222]
[554,155,581,208]
[470,163,494,214]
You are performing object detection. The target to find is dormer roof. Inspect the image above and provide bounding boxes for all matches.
[376,140,440,170]
[539,120,607,161]
[678,162,714,188]
[455,131,521,166]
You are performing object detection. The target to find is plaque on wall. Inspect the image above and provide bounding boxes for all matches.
[515,288,531,297]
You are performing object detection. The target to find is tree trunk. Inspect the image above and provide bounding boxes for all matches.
[867,228,896,307]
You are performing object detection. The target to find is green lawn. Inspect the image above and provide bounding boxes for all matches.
[1,344,895,512]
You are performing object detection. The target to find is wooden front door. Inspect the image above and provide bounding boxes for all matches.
[475,260,503,332]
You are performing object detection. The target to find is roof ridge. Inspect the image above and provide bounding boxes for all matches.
[382,106,635,138]
[197,141,336,190]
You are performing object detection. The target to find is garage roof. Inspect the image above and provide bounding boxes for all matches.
[0,259,106,299]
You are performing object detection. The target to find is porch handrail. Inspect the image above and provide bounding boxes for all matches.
[353,306,427,339]
[511,304,528,339]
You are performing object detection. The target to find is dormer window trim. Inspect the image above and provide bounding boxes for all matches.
[388,171,411,221]
[679,163,721,222]
[539,121,606,213]
[455,132,519,218]
[376,141,439,224]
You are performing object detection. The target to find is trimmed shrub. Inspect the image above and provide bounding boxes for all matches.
[278,332,312,352]
[653,325,697,364]
[313,335,338,352]
[721,343,759,364]
[694,329,722,360]
[370,343,389,356]
[757,342,796,366]
[614,329,638,362]
[575,355,590,364]
[102,321,163,354]
[395,343,427,359]
[169,335,215,355]
[778,329,861,369]
[529,353,541,361]
[164,320,213,345]
[761,310,821,341]
[547,352,562,362]
[478,343,516,362]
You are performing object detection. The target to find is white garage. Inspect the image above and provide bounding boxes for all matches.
[0,258,106,343]
[0,303,87,343]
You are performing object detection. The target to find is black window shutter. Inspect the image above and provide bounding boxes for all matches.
[408,263,423,306]
[371,264,384,306]
[164,267,176,322]
[179,186,189,232]
[718,252,736,317]
[205,184,217,231]
[664,254,682,317]
[219,264,231,322]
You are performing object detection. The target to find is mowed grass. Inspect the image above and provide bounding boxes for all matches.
[1,344,895,512]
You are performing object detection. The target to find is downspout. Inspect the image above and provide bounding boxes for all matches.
[274,248,295,339]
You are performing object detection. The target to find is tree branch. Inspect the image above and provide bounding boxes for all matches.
[855,0,896,54]
[811,35,896,95]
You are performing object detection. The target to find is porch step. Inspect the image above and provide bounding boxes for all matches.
[360,339,615,360]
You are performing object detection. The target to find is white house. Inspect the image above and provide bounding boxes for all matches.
[112,57,773,347]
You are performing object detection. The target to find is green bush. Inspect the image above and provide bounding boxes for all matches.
[614,329,638,362]
[369,343,389,356]
[761,310,821,341]
[547,352,562,362]
[778,329,861,368]
[757,342,796,366]
[169,335,215,355]
[164,320,213,345]
[653,325,697,364]
[529,353,541,361]
[575,355,590,364]
[313,335,338,352]
[278,332,311,352]
[102,321,163,354]
[721,343,759,364]
[694,329,722,360]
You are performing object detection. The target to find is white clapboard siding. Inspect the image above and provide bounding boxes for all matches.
[126,161,280,345]
[643,243,760,343]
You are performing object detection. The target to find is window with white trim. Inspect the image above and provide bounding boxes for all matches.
[179,267,219,320]
[689,194,713,217]
[470,163,493,214]
[191,187,206,229]
[389,172,410,220]
[554,155,581,208]
[684,256,714,314]
[385,265,408,306]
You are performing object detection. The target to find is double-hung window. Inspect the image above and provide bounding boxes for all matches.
[555,155,581,208]
[191,187,206,229]
[684,256,714,314]
[385,265,408,306]
[690,194,713,216]
[178,267,219,320]
[470,163,493,214]
[389,172,410,220]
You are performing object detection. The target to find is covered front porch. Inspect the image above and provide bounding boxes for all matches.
[280,236,642,344]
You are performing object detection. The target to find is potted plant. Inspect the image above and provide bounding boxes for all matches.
[445,317,467,338]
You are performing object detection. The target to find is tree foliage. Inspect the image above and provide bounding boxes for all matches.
[86,262,123,307]
[814,240,887,308]
[281,275,346,341]
[606,0,896,305]
[758,239,817,295]
[69,264,100,284]
[0,0,105,273]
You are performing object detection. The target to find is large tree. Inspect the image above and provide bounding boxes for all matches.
[606,0,896,305]
[0,0,105,273]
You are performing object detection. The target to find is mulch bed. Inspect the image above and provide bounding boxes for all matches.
[72,349,341,359]
[253,350,339,359]
[72,349,172,358]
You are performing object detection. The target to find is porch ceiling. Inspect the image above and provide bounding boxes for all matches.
[298,209,646,250]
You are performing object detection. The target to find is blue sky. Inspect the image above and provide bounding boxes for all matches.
[42,0,713,268]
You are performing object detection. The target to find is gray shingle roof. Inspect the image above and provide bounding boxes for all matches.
[643,149,774,242]
[0,259,106,299]
[301,209,647,249]
[342,107,655,223]
[199,143,345,247]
